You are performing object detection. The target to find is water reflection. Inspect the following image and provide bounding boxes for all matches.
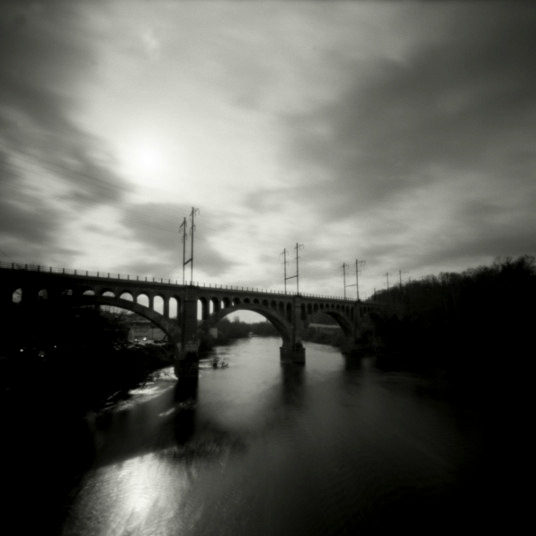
[280,362,305,408]
[173,376,198,445]
[4,336,520,534]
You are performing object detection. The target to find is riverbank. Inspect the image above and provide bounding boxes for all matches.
[0,341,176,536]
[0,342,174,415]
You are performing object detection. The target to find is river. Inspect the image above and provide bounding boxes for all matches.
[1,336,525,534]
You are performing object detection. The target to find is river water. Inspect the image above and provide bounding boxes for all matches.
[2,337,525,534]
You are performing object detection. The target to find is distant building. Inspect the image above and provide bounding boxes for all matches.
[128,319,166,343]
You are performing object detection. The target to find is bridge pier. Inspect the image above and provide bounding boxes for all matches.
[173,292,201,379]
[340,340,363,357]
[279,297,306,364]
[280,341,305,364]
[174,341,200,379]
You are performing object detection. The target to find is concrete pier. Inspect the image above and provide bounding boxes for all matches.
[280,342,306,364]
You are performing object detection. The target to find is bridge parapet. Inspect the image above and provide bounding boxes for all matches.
[0,262,366,302]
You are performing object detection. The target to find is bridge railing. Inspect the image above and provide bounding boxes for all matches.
[1,261,361,302]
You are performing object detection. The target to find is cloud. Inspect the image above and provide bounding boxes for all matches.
[0,2,132,248]
[0,0,140,275]
[284,6,535,207]
[0,150,63,263]
[276,4,536,278]
[2,1,534,297]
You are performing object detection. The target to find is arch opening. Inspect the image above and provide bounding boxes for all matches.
[136,293,150,307]
[169,297,178,319]
[153,295,164,315]
[203,304,292,347]
[303,311,347,347]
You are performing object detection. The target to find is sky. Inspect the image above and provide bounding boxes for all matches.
[1,0,536,304]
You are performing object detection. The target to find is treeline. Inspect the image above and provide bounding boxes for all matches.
[301,325,346,347]
[368,255,536,391]
[200,317,278,349]
[1,304,173,413]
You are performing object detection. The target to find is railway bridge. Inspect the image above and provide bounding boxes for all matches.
[1,263,377,377]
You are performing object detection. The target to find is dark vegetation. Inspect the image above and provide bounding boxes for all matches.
[367,255,536,401]
[301,316,346,347]
[1,304,173,413]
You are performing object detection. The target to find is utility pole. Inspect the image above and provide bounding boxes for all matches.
[283,242,303,295]
[182,207,199,284]
[189,207,199,283]
[295,242,303,294]
[385,272,390,290]
[281,248,288,294]
[399,269,403,287]
[343,259,365,300]
[179,216,187,285]
[355,259,365,301]
[342,262,349,299]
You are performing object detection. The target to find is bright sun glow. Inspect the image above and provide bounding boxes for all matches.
[130,143,166,175]
[118,131,172,184]
[117,135,179,195]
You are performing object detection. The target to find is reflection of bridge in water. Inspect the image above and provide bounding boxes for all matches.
[1,263,377,377]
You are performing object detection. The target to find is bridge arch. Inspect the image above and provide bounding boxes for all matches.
[305,308,354,339]
[57,294,182,356]
[202,303,294,346]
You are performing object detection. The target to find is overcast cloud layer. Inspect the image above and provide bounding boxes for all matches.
[1,1,535,300]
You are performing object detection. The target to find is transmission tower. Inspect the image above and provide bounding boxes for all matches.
[282,242,303,295]
[343,259,365,300]
[179,216,187,284]
[181,207,199,284]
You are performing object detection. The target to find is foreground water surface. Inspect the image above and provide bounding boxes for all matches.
[2,337,525,534]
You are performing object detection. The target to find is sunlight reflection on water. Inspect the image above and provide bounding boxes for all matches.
[60,337,491,535]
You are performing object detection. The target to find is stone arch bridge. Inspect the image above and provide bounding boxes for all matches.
[1,264,377,377]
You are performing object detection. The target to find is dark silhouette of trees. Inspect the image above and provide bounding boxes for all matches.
[1,304,172,412]
[369,255,536,397]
